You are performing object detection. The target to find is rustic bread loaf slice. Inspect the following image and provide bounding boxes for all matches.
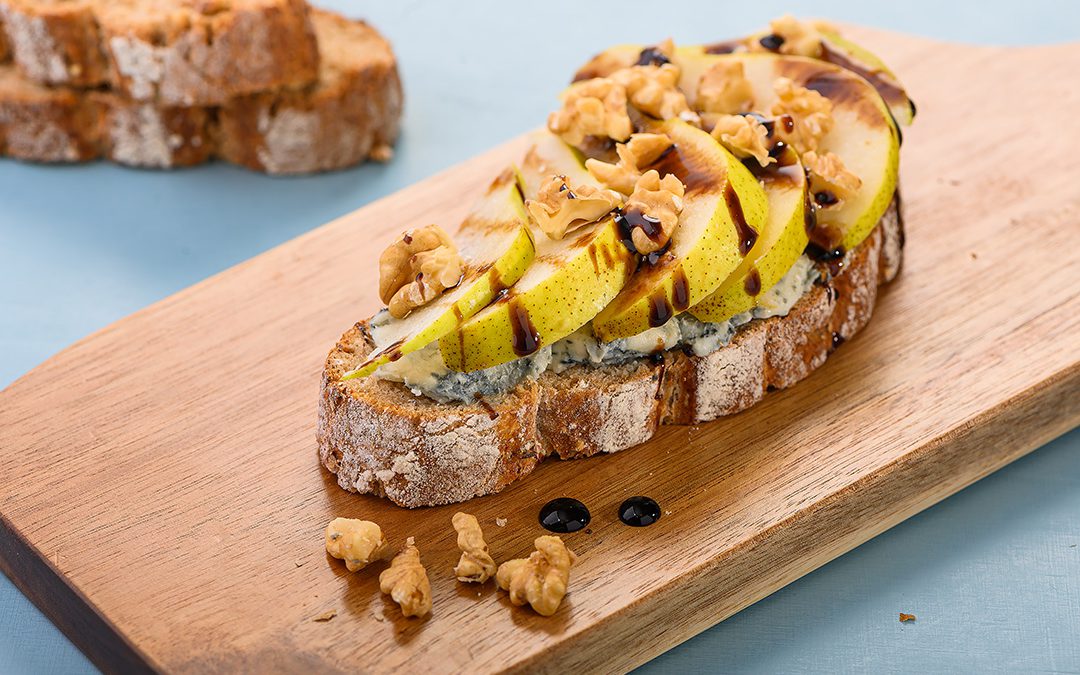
[0,0,319,105]
[318,201,905,507]
[217,9,402,175]
[0,9,401,173]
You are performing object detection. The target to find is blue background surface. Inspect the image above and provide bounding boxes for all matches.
[1,1,1077,672]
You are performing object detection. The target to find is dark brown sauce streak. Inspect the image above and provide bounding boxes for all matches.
[724,183,757,256]
[473,393,499,420]
[819,42,914,121]
[647,290,674,328]
[672,268,690,311]
[648,143,713,194]
[744,267,762,296]
[509,296,541,356]
[651,353,667,400]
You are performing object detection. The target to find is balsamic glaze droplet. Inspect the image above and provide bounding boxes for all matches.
[758,33,785,51]
[539,498,591,533]
[618,496,662,527]
[814,190,839,207]
[635,46,670,67]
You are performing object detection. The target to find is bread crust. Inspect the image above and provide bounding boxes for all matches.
[318,199,905,507]
[0,9,401,173]
[0,0,319,105]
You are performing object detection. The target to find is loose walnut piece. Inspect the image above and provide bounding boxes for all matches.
[611,63,693,121]
[548,78,633,148]
[451,512,497,583]
[803,150,862,202]
[526,175,621,240]
[379,225,464,319]
[585,132,673,195]
[696,61,754,115]
[771,77,834,154]
[324,518,391,573]
[709,114,774,168]
[495,535,577,616]
[625,170,685,254]
[378,537,432,618]
[756,15,824,57]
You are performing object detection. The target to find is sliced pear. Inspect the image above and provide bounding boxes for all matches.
[675,50,898,253]
[438,131,635,372]
[591,119,768,342]
[690,145,810,323]
[813,27,916,126]
[344,168,534,379]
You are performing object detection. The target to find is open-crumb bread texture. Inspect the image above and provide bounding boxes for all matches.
[0,0,319,105]
[318,197,904,508]
[0,8,402,173]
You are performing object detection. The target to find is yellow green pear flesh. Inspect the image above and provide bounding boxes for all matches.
[344,168,535,379]
[438,132,635,373]
[690,149,809,323]
[591,119,768,342]
[676,51,898,253]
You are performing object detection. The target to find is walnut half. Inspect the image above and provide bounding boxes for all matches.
[324,518,391,572]
[496,535,577,616]
[708,114,774,168]
[452,512,497,583]
[379,537,432,618]
[526,175,621,240]
[625,170,685,254]
[379,225,464,319]
[771,77,834,154]
[585,132,673,196]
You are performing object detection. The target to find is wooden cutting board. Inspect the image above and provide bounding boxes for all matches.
[2,25,1078,675]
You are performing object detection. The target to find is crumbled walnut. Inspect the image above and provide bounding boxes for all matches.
[452,512,497,584]
[526,175,621,240]
[771,78,834,153]
[753,15,824,57]
[899,613,917,622]
[696,61,754,114]
[803,150,861,201]
[625,170,685,254]
[312,610,337,622]
[548,78,633,148]
[611,63,692,121]
[379,225,464,319]
[495,517,508,527]
[324,518,391,573]
[585,133,673,195]
[709,114,774,167]
[378,537,432,618]
[495,535,577,616]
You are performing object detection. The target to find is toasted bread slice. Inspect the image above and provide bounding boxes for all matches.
[319,323,543,507]
[318,198,904,507]
[0,9,401,173]
[0,0,319,105]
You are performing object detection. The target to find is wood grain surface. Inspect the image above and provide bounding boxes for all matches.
[1,26,1079,675]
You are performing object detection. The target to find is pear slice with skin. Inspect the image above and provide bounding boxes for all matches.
[438,131,636,372]
[591,118,768,342]
[690,144,810,323]
[344,167,534,379]
[675,50,899,254]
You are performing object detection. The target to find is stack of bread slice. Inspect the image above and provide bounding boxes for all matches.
[0,1,401,173]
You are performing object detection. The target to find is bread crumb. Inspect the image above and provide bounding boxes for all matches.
[970,252,978,260]
[313,610,337,622]
[370,143,394,162]
[899,613,916,623]
[294,559,305,568]
[495,517,508,527]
